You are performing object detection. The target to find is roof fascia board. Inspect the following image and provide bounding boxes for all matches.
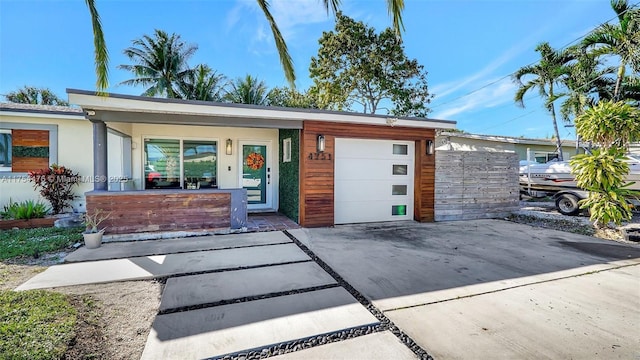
[68,90,456,130]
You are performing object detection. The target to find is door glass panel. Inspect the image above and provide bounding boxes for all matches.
[393,144,408,155]
[392,205,407,216]
[243,145,267,204]
[144,139,180,189]
[392,185,407,195]
[393,164,408,175]
[183,140,217,189]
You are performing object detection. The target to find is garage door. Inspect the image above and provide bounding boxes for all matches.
[335,138,414,224]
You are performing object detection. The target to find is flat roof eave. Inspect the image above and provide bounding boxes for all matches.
[67,89,456,130]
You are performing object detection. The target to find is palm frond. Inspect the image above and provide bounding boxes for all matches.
[256,0,296,88]
[85,0,109,95]
[386,0,405,36]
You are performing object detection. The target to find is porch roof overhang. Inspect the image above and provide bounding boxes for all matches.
[67,89,457,130]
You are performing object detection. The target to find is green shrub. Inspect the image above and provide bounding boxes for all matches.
[27,164,80,214]
[0,290,77,360]
[1,199,51,220]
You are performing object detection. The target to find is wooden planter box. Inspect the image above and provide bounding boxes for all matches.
[0,217,56,230]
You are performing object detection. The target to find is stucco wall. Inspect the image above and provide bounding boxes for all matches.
[435,150,519,221]
[0,114,93,212]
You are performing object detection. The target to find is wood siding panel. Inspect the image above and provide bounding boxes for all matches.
[12,130,50,172]
[300,121,435,227]
[12,129,49,147]
[86,192,231,234]
[12,157,49,173]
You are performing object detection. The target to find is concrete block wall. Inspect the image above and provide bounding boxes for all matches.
[435,151,519,221]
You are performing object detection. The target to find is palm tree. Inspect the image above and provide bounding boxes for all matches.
[560,47,616,122]
[582,0,640,100]
[224,75,269,105]
[118,30,197,98]
[85,1,405,92]
[177,64,227,101]
[513,42,574,160]
[4,86,69,106]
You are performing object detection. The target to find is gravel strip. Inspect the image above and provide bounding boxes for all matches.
[283,230,433,360]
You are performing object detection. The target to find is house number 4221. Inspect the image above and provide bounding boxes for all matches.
[308,152,332,160]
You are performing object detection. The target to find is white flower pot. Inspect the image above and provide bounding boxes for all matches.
[83,230,104,249]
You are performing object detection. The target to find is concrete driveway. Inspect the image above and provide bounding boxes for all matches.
[289,219,640,359]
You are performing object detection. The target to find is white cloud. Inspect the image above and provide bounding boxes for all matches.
[432,78,516,120]
[229,0,331,45]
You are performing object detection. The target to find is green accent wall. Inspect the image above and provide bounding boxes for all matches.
[279,129,300,222]
[12,146,49,158]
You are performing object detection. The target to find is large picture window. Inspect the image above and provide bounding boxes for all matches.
[144,138,217,189]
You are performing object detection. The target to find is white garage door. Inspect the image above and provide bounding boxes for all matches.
[335,138,414,224]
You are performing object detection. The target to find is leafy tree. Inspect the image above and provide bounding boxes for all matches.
[570,101,640,227]
[4,86,69,106]
[582,0,640,100]
[513,42,573,160]
[309,12,432,117]
[266,87,320,108]
[84,1,405,92]
[224,75,269,105]
[118,30,197,98]
[177,64,227,101]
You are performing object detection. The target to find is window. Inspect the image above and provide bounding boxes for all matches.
[533,152,559,163]
[392,185,407,195]
[144,138,217,189]
[0,125,55,173]
[392,164,408,175]
[282,138,292,163]
[0,130,11,171]
[393,144,408,155]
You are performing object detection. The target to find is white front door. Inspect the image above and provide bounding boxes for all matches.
[239,140,273,210]
[334,138,415,224]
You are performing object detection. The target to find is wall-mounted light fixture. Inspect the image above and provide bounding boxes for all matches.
[317,134,325,153]
[426,139,435,155]
[226,139,233,155]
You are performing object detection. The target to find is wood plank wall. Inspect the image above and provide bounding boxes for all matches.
[435,151,519,221]
[12,129,49,172]
[300,121,435,227]
[86,192,231,234]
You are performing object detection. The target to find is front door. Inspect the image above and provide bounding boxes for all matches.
[239,141,272,210]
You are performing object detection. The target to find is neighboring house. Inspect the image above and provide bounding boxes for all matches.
[65,89,456,234]
[630,142,640,156]
[436,131,583,163]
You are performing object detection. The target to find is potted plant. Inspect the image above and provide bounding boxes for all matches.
[82,209,111,249]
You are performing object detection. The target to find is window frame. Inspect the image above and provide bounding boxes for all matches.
[0,123,58,175]
[142,135,219,190]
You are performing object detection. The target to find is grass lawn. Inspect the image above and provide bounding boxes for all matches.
[0,290,77,359]
[0,227,83,260]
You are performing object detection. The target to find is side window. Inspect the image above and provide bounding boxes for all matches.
[0,130,11,171]
[0,129,50,173]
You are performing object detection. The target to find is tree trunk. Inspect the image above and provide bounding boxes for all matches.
[549,83,563,161]
[613,63,626,101]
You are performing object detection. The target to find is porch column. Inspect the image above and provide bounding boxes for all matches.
[91,120,108,191]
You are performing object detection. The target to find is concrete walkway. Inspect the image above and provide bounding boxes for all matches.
[16,231,416,359]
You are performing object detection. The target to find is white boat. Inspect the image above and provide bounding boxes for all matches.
[520,154,640,193]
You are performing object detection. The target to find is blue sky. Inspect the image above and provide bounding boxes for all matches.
[0,0,617,140]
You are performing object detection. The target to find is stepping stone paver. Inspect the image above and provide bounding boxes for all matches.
[140,287,379,359]
[16,243,309,290]
[159,262,337,311]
